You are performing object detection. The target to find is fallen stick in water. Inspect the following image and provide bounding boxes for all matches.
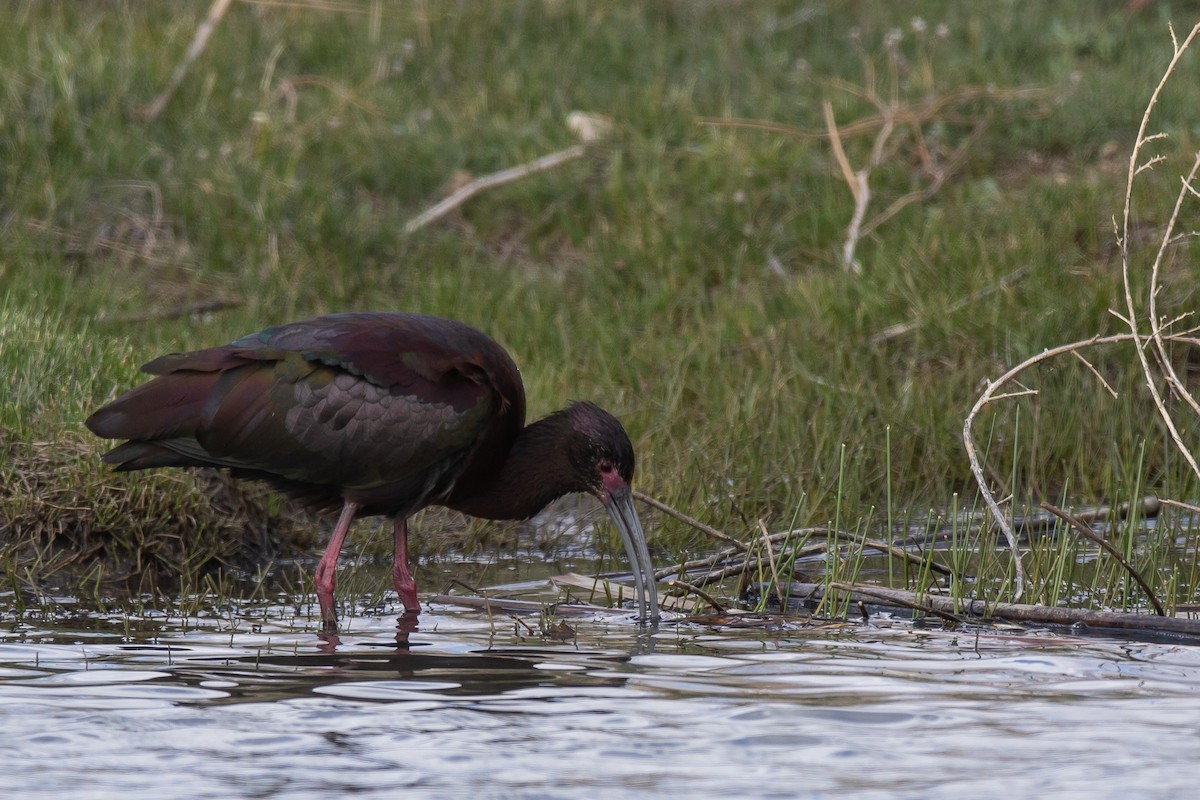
[797,581,1200,638]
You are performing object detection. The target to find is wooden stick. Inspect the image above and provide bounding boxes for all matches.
[827,581,963,624]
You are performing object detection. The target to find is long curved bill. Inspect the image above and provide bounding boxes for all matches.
[603,486,660,623]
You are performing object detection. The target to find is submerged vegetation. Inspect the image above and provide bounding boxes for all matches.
[5,1,1200,625]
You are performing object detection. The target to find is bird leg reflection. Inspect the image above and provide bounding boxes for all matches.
[394,610,420,651]
[393,517,421,613]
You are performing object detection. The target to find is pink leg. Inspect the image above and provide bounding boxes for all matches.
[393,517,420,613]
[313,501,360,634]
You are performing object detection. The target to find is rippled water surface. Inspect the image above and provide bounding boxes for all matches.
[4,595,1200,799]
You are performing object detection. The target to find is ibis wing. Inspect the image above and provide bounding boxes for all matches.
[89,313,523,506]
[197,350,496,493]
[230,312,523,416]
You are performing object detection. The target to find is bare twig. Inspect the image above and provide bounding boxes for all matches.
[1070,350,1119,399]
[1119,21,1200,483]
[965,326,1200,603]
[964,333,1145,601]
[1146,154,1200,422]
[653,547,749,581]
[856,535,955,578]
[687,558,771,588]
[667,578,726,613]
[1039,501,1165,616]
[633,490,748,552]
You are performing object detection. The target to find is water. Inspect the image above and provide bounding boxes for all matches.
[4,591,1200,800]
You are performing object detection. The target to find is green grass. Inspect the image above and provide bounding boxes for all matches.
[4,1,1200,618]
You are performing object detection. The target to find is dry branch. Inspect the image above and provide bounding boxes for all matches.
[795,582,1200,637]
[1039,501,1164,616]
[964,333,1149,601]
[1160,497,1200,516]
[549,572,694,612]
[964,23,1200,604]
[1119,22,1200,484]
[826,581,963,624]
[635,490,959,595]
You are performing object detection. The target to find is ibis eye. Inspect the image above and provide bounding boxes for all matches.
[599,460,615,474]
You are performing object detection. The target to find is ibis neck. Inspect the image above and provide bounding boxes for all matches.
[444,411,580,521]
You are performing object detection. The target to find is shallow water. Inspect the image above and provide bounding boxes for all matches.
[4,592,1200,800]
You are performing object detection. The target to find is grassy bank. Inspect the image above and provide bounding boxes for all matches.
[4,1,1200,614]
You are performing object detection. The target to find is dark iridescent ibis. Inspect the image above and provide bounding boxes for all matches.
[85,312,659,632]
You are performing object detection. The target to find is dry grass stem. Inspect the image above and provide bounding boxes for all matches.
[757,519,786,610]
[404,145,587,234]
[870,266,1030,344]
[698,86,1052,141]
[139,0,233,122]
